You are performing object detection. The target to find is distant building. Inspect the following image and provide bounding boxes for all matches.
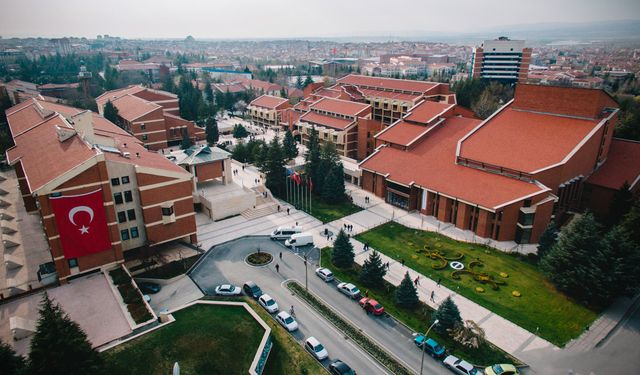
[471,37,531,82]
[247,95,291,129]
[202,68,252,81]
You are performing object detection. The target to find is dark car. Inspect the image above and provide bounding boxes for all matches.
[243,281,263,299]
[138,282,161,294]
[329,359,356,375]
[414,335,446,358]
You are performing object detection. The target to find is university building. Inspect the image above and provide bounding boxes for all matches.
[5,98,198,282]
[360,84,636,244]
[247,95,292,129]
[96,86,205,150]
[471,37,531,82]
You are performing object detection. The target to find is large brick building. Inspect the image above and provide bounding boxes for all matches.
[247,95,291,129]
[471,37,531,83]
[360,84,631,244]
[5,98,198,282]
[96,86,205,150]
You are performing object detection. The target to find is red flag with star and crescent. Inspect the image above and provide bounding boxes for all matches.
[50,189,112,259]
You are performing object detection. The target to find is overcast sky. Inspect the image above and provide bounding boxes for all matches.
[1,0,639,39]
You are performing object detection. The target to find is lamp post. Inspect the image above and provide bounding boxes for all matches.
[419,319,439,375]
[304,254,308,290]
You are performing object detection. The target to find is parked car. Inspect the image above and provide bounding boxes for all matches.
[276,311,298,332]
[305,336,329,361]
[329,360,356,375]
[443,355,481,375]
[315,267,334,282]
[214,284,242,296]
[358,297,385,316]
[258,294,279,313]
[270,226,302,240]
[243,281,263,299]
[484,364,519,375]
[337,282,361,299]
[138,282,161,294]
[414,335,446,358]
[284,232,314,247]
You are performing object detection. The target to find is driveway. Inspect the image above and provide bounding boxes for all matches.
[190,236,450,375]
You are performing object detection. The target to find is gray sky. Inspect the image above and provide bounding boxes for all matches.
[1,0,639,39]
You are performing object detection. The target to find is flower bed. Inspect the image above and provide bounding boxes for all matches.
[246,252,273,266]
[109,268,153,324]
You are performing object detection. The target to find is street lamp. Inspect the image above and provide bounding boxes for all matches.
[304,254,308,290]
[419,319,439,375]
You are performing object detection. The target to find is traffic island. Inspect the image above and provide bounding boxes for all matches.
[246,252,273,266]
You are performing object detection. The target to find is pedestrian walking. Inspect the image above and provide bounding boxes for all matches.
[436,277,441,287]
[430,290,435,302]
[290,305,295,317]
[401,258,405,267]
[277,205,281,212]
[279,252,282,259]
[365,290,369,297]
[287,208,290,215]
[275,263,280,273]
[414,276,420,286]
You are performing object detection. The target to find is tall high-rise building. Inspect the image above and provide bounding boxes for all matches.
[471,37,531,82]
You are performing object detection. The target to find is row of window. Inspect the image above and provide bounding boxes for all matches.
[117,209,136,223]
[114,190,133,204]
[111,176,130,186]
[121,227,139,241]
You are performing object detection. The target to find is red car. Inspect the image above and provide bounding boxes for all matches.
[359,297,385,316]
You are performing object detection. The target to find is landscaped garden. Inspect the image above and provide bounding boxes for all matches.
[286,193,361,223]
[103,304,264,374]
[354,222,599,346]
[320,248,515,366]
[109,268,153,324]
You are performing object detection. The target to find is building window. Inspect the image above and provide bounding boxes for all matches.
[117,211,127,223]
[140,123,146,130]
[68,258,78,268]
[114,192,123,204]
[131,227,139,239]
[111,178,120,186]
[127,209,136,220]
[51,192,62,197]
[162,206,174,216]
[142,134,148,141]
[121,176,130,184]
[121,229,130,241]
[124,190,133,202]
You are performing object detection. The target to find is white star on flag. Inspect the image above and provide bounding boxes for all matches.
[79,225,90,234]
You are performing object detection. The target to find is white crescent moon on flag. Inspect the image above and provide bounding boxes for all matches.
[68,206,94,226]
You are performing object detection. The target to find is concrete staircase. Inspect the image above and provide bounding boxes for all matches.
[240,185,280,220]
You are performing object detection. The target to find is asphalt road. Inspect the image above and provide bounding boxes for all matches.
[190,236,450,375]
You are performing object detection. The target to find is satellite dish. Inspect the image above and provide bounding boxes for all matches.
[173,362,180,375]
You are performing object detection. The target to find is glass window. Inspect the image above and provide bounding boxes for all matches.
[124,190,133,202]
[111,178,120,186]
[121,176,130,184]
[162,206,174,216]
[130,227,139,238]
[127,209,136,220]
[140,123,146,130]
[113,192,123,204]
[120,229,130,241]
[117,211,126,223]
[142,134,148,141]
[68,258,78,268]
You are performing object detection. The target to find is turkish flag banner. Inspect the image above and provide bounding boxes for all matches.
[50,189,112,259]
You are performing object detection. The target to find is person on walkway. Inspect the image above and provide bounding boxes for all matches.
[290,305,295,317]
[275,263,280,273]
[430,290,435,302]
[414,276,420,286]
[385,262,390,270]
[287,208,290,215]
[401,258,405,267]
[436,277,441,287]
[277,205,281,212]
[279,252,282,259]
[364,290,369,298]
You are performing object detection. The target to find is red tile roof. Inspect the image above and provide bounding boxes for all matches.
[458,106,602,173]
[404,101,454,124]
[375,121,433,146]
[249,95,289,109]
[358,88,421,102]
[361,116,548,209]
[242,79,282,93]
[587,139,640,190]
[95,86,146,110]
[111,94,161,122]
[337,74,439,94]
[310,97,370,117]
[299,111,354,130]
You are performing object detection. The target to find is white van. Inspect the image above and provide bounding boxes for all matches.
[270,226,302,240]
[285,232,314,247]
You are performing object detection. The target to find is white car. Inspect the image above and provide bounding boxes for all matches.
[258,294,279,313]
[276,311,299,331]
[337,282,361,299]
[315,267,334,282]
[443,355,481,375]
[305,336,329,361]
[214,284,242,296]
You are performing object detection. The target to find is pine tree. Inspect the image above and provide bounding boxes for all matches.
[619,198,640,245]
[304,126,322,193]
[433,296,462,334]
[303,75,314,88]
[280,87,288,98]
[603,225,640,298]
[205,117,219,145]
[295,75,304,89]
[0,340,25,375]
[233,124,249,138]
[180,132,193,150]
[102,100,119,126]
[395,271,419,308]
[359,250,387,288]
[232,142,248,163]
[331,229,354,268]
[537,220,558,259]
[28,293,103,375]
[322,164,346,203]
[608,182,633,227]
[264,136,286,196]
[283,129,298,160]
[204,80,214,103]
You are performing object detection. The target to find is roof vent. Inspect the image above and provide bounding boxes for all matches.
[136,152,140,158]
[122,152,131,159]
[55,125,76,143]
[123,143,127,148]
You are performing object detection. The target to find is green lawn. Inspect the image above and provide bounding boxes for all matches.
[103,304,264,374]
[321,248,514,366]
[285,194,361,223]
[355,222,599,346]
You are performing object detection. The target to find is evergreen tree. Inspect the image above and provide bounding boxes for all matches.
[205,117,219,145]
[264,136,287,196]
[619,198,640,245]
[433,296,462,334]
[540,213,611,306]
[180,132,193,150]
[0,340,25,375]
[331,229,354,268]
[395,271,419,308]
[280,86,288,98]
[232,142,248,163]
[537,220,558,259]
[603,225,640,298]
[204,80,214,103]
[28,293,103,375]
[304,126,322,193]
[608,182,633,226]
[102,100,119,125]
[162,74,175,93]
[303,75,314,88]
[295,75,304,89]
[322,164,346,203]
[359,250,387,288]
[233,124,249,138]
[283,129,298,160]
[255,141,269,170]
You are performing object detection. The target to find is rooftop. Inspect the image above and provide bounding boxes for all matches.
[310,97,370,117]
[587,139,640,190]
[249,95,289,109]
[111,94,161,122]
[171,145,231,166]
[299,111,354,130]
[375,120,433,147]
[336,74,439,94]
[404,101,454,123]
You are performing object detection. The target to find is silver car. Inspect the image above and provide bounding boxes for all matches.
[443,355,481,375]
[214,284,242,296]
[276,311,299,332]
[258,294,279,313]
[337,282,361,299]
[315,267,334,282]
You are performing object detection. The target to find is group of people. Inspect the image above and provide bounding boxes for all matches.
[343,223,355,232]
